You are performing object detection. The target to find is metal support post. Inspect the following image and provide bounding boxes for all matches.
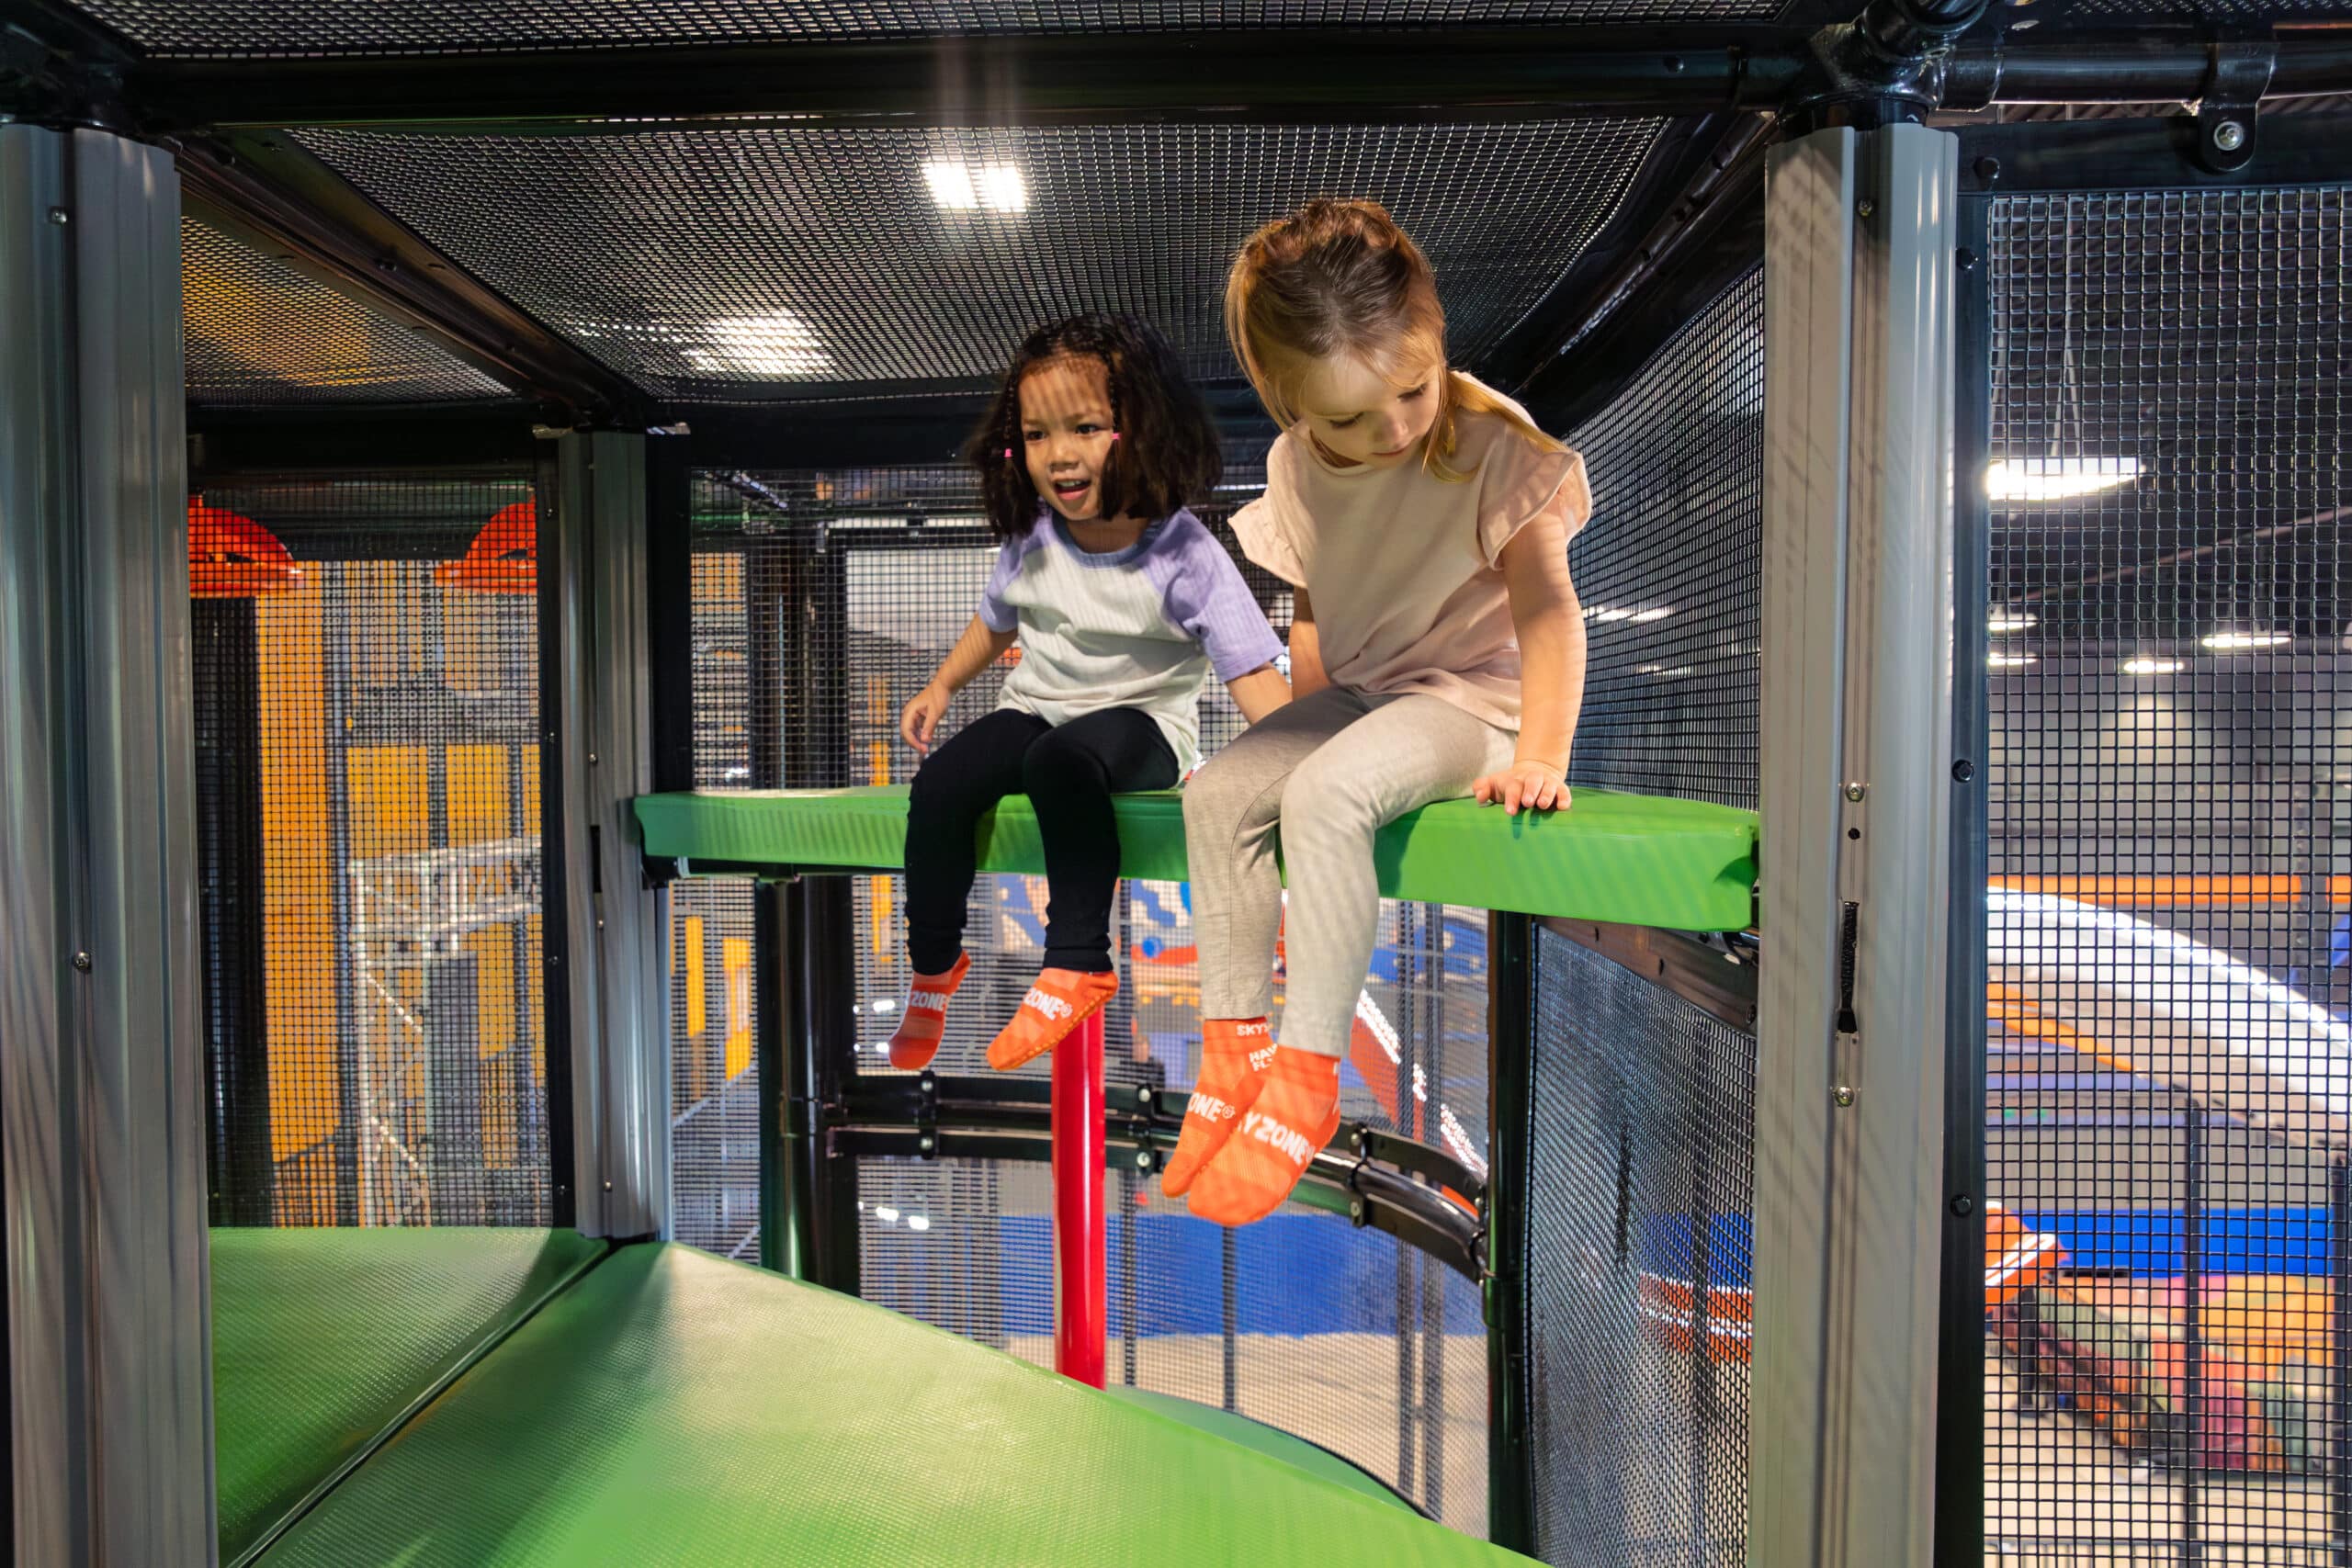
[1753,122,1958,1568]
[1052,1011,1109,1388]
[1486,909,1536,1554]
[0,123,216,1567]
[548,431,668,1238]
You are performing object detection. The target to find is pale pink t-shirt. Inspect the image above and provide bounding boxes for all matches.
[1229,376,1592,732]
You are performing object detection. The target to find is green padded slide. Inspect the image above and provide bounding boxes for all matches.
[635,784,1758,931]
[212,1226,605,1564]
[1102,1387,1414,1514]
[259,1244,1532,1567]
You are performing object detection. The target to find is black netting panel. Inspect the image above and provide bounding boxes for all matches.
[1983,188,2351,1562]
[84,0,1778,56]
[854,1155,1487,1531]
[1527,927,1752,1566]
[670,878,762,1262]
[192,475,553,1227]
[1564,265,1762,810]
[293,122,1662,401]
[182,218,517,407]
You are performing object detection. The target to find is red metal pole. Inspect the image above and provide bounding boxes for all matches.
[1051,1009,1108,1388]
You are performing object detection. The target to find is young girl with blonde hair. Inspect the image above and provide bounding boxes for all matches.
[1168,199,1592,1226]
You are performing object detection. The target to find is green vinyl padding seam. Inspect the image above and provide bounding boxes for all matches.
[635,785,1758,932]
[213,1226,606,1566]
[1101,1387,1415,1514]
[259,1243,1534,1567]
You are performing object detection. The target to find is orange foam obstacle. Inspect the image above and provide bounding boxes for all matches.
[438,500,537,594]
[189,498,301,598]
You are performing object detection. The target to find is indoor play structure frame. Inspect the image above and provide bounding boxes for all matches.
[6,2,2352,1564]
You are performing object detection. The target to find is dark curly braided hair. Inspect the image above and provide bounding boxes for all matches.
[969,313,1222,542]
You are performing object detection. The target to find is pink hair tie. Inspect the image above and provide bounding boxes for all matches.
[1002,447,1013,459]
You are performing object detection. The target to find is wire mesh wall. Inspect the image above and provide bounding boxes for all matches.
[1525,926,1753,1567]
[1981,187,2352,1563]
[684,461,1494,1518]
[294,122,1661,402]
[1563,265,1763,811]
[670,877,762,1261]
[853,1154,1487,1531]
[182,217,517,407]
[191,474,554,1228]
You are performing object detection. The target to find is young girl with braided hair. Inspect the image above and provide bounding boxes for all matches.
[887,313,1289,1074]
[1168,200,1592,1226]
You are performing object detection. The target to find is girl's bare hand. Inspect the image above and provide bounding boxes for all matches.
[1473,762,1570,817]
[900,685,952,754]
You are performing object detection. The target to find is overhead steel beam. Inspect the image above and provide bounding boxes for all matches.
[12,22,2317,132]
[119,28,1812,131]
[173,132,639,420]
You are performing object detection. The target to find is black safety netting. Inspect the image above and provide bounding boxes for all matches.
[1980,186,2352,1562]
[1563,265,1762,811]
[854,1154,1487,1531]
[289,121,1662,402]
[1525,926,1753,1568]
[182,217,518,407]
[75,0,1779,56]
[190,472,554,1228]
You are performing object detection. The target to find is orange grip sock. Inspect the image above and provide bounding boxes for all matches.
[1159,1018,1275,1198]
[1185,1046,1341,1228]
[886,953,970,1072]
[985,967,1119,1072]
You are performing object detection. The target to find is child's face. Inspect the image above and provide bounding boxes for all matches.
[1295,351,1442,469]
[1019,355,1117,523]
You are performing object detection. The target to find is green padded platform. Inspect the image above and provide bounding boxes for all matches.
[259,1244,1531,1567]
[635,785,1758,931]
[1102,1387,1413,1514]
[212,1226,605,1565]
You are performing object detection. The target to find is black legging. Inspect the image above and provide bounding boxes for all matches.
[904,706,1179,975]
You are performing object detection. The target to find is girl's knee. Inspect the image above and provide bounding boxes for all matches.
[1278,750,1381,840]
[1183,750,1263,834]
[1021,728,1106,795]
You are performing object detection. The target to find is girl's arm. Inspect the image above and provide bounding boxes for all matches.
[1473,503,1587,815]
[902,614,1019,754]
[1224,665,1291,723]
[1286,590,1330,700]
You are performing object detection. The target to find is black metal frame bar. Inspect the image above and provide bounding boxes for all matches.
[1959,110,2352,195]
[1932,191,1991,1568]
[1536,918,1758,1034]
[192,596,276,1226]
[1485,908,1535,1557]
[1498,110,1772,422]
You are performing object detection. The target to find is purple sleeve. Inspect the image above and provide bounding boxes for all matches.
[1148,515,1285,682]
[978,526,1042,632]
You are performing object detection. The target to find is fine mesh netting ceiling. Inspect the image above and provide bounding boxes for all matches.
[291,120,1664,402]
[77,0,1781,56]
[183,218,519,405]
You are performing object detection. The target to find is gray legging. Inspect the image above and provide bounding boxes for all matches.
[1182,685,1516,1058]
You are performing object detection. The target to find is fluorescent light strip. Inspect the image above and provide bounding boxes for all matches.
[1986,457,2142,502]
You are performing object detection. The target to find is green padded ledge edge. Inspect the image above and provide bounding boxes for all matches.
[214,1226,606,1567]
[635,786,1758,932]
[258,1244,1532,1568]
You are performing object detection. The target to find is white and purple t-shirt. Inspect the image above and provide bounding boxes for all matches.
[980,508,1283,772]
